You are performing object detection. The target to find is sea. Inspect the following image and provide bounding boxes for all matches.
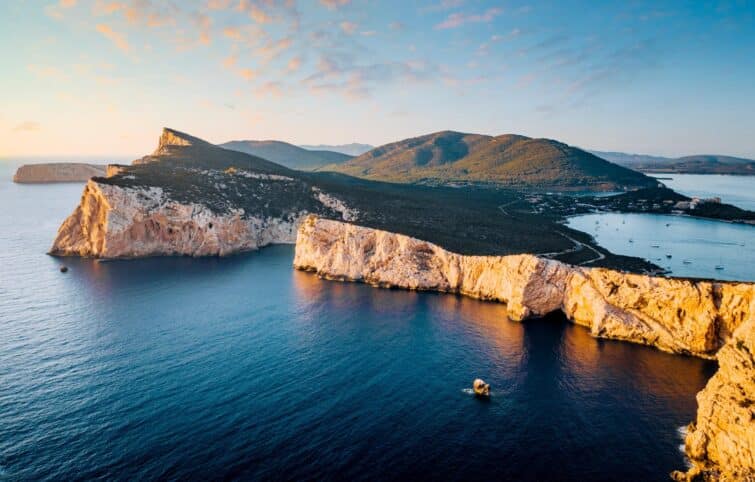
[654,173,754,211]
[0,163,730,480]
[567,175,755,281]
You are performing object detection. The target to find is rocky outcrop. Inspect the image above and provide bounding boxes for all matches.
[294,215,755,478]
[294,216,754,359]
[13,163,106,183]
[50,179,306,257]
[673,315,755,481]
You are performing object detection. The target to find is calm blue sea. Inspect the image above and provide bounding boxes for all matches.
[0,166,716,480]
[654,174,755,211]
[567,213,755,281]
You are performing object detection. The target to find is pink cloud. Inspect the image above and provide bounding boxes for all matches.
[320,0,350,9]
[95,24,130,52]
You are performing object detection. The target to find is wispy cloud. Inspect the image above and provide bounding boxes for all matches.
[255,81,284,97]
[27,64,69,81]
[96,23,130,52]
[255,36,293,63]
[435,7,502,29]
[340,21,358,35]
[287,56,302,72]
[320,0,350,9]
[422,0,464,13]
[13,121,41,132]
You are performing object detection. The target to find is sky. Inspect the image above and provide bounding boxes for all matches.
[0,0,754,160]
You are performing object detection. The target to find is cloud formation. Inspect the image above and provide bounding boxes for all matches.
[96,23,130,52]
[435,7,502,29]
[319,0,350,9]
[13,121,41,132]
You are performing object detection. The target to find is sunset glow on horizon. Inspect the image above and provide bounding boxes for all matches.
[1,0,753,159]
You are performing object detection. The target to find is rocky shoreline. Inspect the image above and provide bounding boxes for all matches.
[46,127,755,479]
[50,179,307,258]
[293,215,754,480]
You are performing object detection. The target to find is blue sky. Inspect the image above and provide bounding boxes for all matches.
[1,0,753,159]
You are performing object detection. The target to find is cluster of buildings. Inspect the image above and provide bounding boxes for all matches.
[674,197,721,211]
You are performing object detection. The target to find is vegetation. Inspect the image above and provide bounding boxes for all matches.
[219,140,352,170]
[99,128,753,275]
[320,130,657,190]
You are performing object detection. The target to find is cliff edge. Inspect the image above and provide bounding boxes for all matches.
[294,215,753,358]
[294,215,755,479]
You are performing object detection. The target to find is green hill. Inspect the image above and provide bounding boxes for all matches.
[220,140,352,170]
[322,131,657,190]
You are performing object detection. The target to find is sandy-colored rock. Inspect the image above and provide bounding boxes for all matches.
[673,313,755,481]
[13,163,106,183]
[473,379,490,397]
[294,216,754,359]
[50,179,306,257]
[294,215,755,478]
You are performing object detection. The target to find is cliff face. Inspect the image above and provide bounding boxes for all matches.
[50,179,308,257]
[13,163,106,183]
[294,215,755,478]
[294,216,754,359]
[674,315,755,481]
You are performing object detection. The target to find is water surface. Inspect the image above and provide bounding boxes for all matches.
[654,173,755,211]
[0,171,717,481]
[567,212,754,281]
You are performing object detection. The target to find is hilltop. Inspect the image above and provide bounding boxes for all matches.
[321,131,657,191]
[88,127,665,270]
[220,140,352,170]
[592,150,755,175]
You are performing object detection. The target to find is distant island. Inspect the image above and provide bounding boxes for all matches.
[320,131,658,191]
[13,163,107,183]
[219,140,352,170]
[591,150,755,175]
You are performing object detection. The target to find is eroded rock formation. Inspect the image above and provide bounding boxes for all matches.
[673,314,755,481]
[294,215,754,359]
[50,179,308,257]
[294,215,755,478]
[13,163,106,183]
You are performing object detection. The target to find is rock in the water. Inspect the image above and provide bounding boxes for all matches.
[473,379,490,397]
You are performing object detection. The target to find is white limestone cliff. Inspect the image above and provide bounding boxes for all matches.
[293,215,754,359]
[673,314,755,481]
[294,215,755,478]
[50,179,304,257]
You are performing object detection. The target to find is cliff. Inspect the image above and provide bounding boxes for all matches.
[294,216,754,358]
[50,177,357,258]
[294,216,755,477]
[673,315,755,481]
[294,216,755,478]
[13,163,107,183]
